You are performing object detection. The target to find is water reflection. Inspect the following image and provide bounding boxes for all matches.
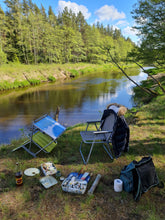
[0,68,147,144]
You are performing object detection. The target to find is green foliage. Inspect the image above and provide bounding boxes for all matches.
[69,69,79,77]
[1,1,135,65]
[131,0,165,67]
[48,75,56,82]
[133,68,165,104]
[12,54,20,64]
[0,81,11,90]
[0,50,7,65]
[0,62,134,91]
[0,80,30,91]
[145,68,165,75]
[13,80,30,88]
[29,79,41,85]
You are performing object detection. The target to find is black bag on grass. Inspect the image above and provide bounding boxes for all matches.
[120,156,159,201]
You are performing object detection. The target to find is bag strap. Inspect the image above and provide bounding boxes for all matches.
[132,168,142,201]
[157,181,164,189]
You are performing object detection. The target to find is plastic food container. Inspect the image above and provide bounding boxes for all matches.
[40,176,58,189]
[41,162,57,176]
[61,172,90,194]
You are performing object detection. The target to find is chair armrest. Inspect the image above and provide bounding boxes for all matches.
[86,120,101,124]
[85,120,101,131]
[93,130,113,134]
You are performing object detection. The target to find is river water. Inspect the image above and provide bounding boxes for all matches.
[0,67,147,144]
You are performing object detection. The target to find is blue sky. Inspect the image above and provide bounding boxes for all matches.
[0,0,139,43]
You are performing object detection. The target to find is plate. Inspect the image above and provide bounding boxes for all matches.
[24,168,40,176]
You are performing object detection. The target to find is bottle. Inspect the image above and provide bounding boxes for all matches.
[15,162,23,186]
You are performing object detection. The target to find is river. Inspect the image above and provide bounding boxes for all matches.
[0,67,147,144]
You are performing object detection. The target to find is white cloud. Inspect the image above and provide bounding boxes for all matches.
[116,20,129,27]
[58,1,91,19]
[95,5,125,21]
[111,25,120,30]
[98,92,118,105]
[122,26,141,44]
[122,26,138,36]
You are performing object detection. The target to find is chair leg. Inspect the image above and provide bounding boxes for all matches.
[86,141,95,164]
[80,141,95,165]
[80,141,86,164]
[102,144,113,160]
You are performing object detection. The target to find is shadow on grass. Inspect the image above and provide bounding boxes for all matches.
[0,126,165,220]
[0,123,164,198]
[1,127,165,164]
[137,120,165,127]
[128,137,165,157]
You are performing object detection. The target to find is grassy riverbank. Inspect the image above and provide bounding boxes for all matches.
[0,62,136,91]
[0,91,165,219]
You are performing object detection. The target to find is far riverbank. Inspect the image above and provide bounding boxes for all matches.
[0,62,137,92]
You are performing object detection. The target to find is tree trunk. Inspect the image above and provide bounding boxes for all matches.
[107,49,158,97]
[135,62,165,94]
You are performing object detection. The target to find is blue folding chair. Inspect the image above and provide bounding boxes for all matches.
[12,114,66,157]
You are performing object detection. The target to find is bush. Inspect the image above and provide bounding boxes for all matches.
[48,75,56,82]
[0,80,31,91]
[29,79,41,85]
[13,80,30,88]
[69,69,79,77]
[12,54,20,64]
[0,50,7,65]
[145,68,165,75]
[0,80,12,90]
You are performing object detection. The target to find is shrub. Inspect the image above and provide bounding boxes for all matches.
[69,69,79,77]
[48,75,56,82]
[12,54,20,64]
[13,80,30,88]
[0,50,7,65]
[29,79,41,85]
[145,68,165,75]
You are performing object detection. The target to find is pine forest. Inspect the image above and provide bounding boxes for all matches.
[0,0,135,65]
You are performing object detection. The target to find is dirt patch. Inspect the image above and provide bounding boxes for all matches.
[0,158,13,171]
[1,75,14,82]
[29,185,43,201]
[0,169,13,189]
[148,73,165,80]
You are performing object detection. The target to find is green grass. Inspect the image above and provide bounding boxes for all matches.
[0,62,137,91]
[0,94,165,219]
[145,68,165,75]
[69,69,80,77]
[0,71,165,220]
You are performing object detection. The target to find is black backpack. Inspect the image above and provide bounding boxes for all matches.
[120,156,160,201]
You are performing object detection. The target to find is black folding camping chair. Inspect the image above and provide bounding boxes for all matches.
[80,107,129,164]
